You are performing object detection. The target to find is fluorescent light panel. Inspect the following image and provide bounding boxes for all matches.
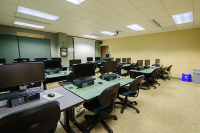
[17,6,59,20]
[66,0,85,5]
[14,21,45,29]
[172,12,193,24]
[101,31,115,35]
[83,35,97,39]
[126,24,145,31]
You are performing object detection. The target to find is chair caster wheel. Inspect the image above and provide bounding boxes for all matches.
[154,87,156,89]
[169,79,170,80]
[84,115,88,119]
[114,116,118,120]
[135,102,137,105]
[109,130,113,133]
[136,110,140,113]
[86,129,91,133]
[120,110,123,114]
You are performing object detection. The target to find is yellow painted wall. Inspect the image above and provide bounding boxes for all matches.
[101,28,200,79]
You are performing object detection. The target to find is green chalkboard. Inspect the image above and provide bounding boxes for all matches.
[18,36,51,61]
[0,34,19,63]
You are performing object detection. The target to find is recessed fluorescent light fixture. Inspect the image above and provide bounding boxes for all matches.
[83,35,97,39]
[14,21,45,29]
[126,24,145,31]
[172,12,193,24]
[101,31,115,35]
[17,6,59,20]
[66,0,85,5]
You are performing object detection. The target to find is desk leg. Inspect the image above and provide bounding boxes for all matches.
[130,72,137,79]
[60,110,75,133]
[43,81,47,90]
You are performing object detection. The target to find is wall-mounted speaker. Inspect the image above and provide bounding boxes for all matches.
[99,41,103,44]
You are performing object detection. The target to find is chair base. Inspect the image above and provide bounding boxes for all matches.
[115,96,140,113]
[84,114,117,133]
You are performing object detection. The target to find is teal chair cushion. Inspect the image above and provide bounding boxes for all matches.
[59,81,73,86]
[118,86,137,97]
[162,71,168,74]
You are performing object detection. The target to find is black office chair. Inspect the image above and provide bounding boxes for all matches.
[83,83,120,133]
[59,72,74,86]
[114,64,123,75]
[161,65,172,80]
[121,63,134,76]
[115,75,144,113]
[143,68,160,89]
[0,101,60,133]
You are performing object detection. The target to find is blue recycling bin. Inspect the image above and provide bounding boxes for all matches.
[182,73,191,82]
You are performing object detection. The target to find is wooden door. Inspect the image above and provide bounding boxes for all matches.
[101,46,108,58]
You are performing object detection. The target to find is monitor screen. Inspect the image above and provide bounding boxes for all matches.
[145,60,150,66]
[0,62,45,89]
[44,60,61,69]
[51,58,62,63]
[106,54,110,57]
[127,58,131,62]
[87,57,93,61]
[105,59,111,61]
[69,59,81,67]
[122,58,126,62]
[0,58,6,64]
[115,58,121,63]
[104,61,117,73]
[155,59,160,64]
[14,58,30,62]
[73,63,95,78]
[137,60,143,67]
[34,58,47,61]
[95,57,100,61]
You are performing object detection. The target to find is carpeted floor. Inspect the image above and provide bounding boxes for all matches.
[47,72,200,133]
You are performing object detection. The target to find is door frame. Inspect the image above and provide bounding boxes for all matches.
[101,45,109,58]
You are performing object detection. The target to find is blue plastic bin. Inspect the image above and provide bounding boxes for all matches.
[182,73,191,82]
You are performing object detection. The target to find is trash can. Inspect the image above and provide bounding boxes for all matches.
[182,73,191,82]
[193,68,200,84]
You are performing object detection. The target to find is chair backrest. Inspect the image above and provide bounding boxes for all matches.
[129,63,134,70]
[133,63,138,68]
[94,62,98,70]
[0,101,60,133]
[167,65,172,73]
[157,67,163,76]
[117,64,123,71]
[151,68,160,78]
[66,72,75,82]
[98,83,120,106]
[129,75,145,91]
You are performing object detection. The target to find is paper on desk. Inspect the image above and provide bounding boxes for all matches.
[42,92,63,101]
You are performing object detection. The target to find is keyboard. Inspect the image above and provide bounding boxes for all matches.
[74,77,96,84]
[0,87,44,101]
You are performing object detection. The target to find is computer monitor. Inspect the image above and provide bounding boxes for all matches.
[87,57,93,61]
[14,58,30,62]
[127,58,131,62]
[69,59,81,67]
[0,62,45,89]
[73,63,95,79]
[0,58,6,64]
[43,60,61,69]
[34,58,47,61]
[155,59,160,64]
[145,60,150,66]
[106,54,110,57]
[95,57,100,61]
[122,58,126,63]
[105,59,111,61]
[103,61,117,73]
[51,58,62,63]
[137,60,143,67]
[115,58,121,63]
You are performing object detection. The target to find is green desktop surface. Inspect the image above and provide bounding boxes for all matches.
[63,77,134,101]
[129,68,155,74]
[123,64,131,67]
[46,70,72,78]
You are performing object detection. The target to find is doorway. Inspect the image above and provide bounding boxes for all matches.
[101,46,108,58]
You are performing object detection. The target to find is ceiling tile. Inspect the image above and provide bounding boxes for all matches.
[44,7,66,17]
[129,0,160,8]
[163,28,178,32]
[155,16,174,24]
[49,0,77,12]
[194,2,200,10]
[35,17,55,24]
[138,30,152,34]
[147,27,164,33]
[161,21,176,27]
[86,14,105,22]
[32,0,53,6]
[1,0,19,5]
[0,18,13,26]
[51,21,69,27]
[162,0,192,9]
[19,0,47,12]
[139,1,166,14]
[98,19,116,26]
[109,23,123,29]
[0,8,15,17]
[78,19,95,25]
[63,13,83,21]
[15,12,38,21]
[168,4,193,15]
[122,9,145,19]
[70,7,93,18]
[194,21,200,28]
[110,0,137,14]
[69,22,87,28]
[0,14,14,21]
[89,23,107,29]
[176,22,193,30]
[118,20,136,26]
[194,10,200,17]
[147,10,170,19]
[96,0,123,6]
[109,15,130,23]
[97,8,119,18]
[0,1,17,12]
[55,18,74,25]
[131,15,150,23]
[80,0,107,13]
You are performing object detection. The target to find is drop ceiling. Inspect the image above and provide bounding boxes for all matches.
[0,0,199,40]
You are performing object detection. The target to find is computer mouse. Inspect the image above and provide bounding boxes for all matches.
[47,93,55,97]
[98,82,103,84]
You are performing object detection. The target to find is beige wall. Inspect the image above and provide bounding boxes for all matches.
[101,28,200,79]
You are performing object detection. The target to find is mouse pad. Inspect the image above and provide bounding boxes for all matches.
[42,92,63,101]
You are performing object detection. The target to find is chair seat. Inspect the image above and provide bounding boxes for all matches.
[144,77,154,80]
[83,97,112,114]
[118,86,137,97]
[59,81,73,86]
[162,71,168,74]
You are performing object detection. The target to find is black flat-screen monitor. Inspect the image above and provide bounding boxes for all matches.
[105,59,111,61]
[95,57,100,61]
[155,59,160,64]
[145,60,150,66]
[106,54,110,57]
[127,58,131,62]
[51,58,62,63]
[69,59,81,67]
[122,58,126,63]
[104,61,117,73]
[115,58,121,63]
[73,63,95,78]
[0,62,45,89]
[87,57,93,61]
[14,58,30,62]
[34,58,47,61]
[137,60,143,67]
[0,58,6,64]
[44,60,61,69]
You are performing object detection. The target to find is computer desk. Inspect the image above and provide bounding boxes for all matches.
[0,87,84,133]
[129,68,155,79]
[43,70,72,90]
